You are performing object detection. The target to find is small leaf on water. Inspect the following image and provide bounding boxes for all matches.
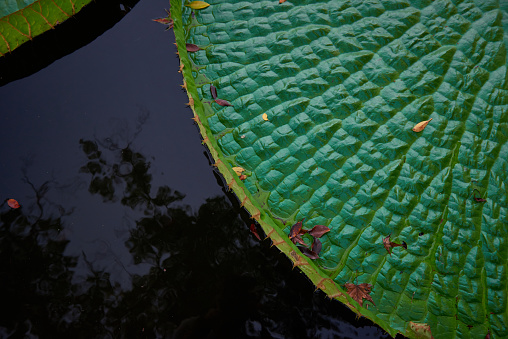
[279,0,287,3]
[186,1,210,9]
[309,225,330,238]
[210,85,218,99]
[297,246,319,259]
[412,118,432,132]
[153,17,171,25]
[262,113,269,121]
[186,43,201,52]
[382,234,405,255]
[232,167,245,176]
[215,99,232,107]
[239,174,247,180]
[311,237,322,255]
[250,223,261,240]
[344,282,375,307]
[7,199,20,209]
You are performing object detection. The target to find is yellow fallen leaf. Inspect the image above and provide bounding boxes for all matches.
[232,167,245,176]
[412,118,432,132]
[186,1,210,9]
[262,113,269,121]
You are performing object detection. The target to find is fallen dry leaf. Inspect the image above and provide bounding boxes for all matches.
[232,166,245,176]
[210,85,218,99]
[297,245,319,259]
[250,223,261,240]
[408,322,434,339]
[311,237,322,255]
[308,225,330,238]
[152,17,173,27]
[186,1,210,9]
[289,221,304,238]
[473,191,487,202]
[186,43,201,52]
[262,113,269,121]
[382,234,407,256]
[215,99,232,107]
[239,174,247,180]
[279,0,287,3]
[412,118,432,132]
[344,282,375,307]
[7,199,20,209]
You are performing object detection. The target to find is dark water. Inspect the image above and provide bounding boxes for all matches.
[0,1,393,338]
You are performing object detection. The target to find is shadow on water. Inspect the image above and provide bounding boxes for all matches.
[0,0,140,87]
[0,135,392,338]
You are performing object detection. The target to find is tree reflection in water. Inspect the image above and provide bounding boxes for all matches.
[0,138,390,339]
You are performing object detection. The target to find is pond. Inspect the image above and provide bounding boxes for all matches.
[0,1,391,337]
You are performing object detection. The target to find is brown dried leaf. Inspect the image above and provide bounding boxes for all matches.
[408,322,434,339]
[7,199,20,209]
[215,99,232,107]
[344,282,375,307]
[249,223,261,241]
[297,246,319,259]
[186,43,201,52]
[153,17,172,25]
[289,221,303,239]
[311,237,322,255]
[473,191,487,202]
[308,225,330,238]
[382,234,406,255]
[291,234,307,246]
[412,118,432,132]
[210,85,218,99]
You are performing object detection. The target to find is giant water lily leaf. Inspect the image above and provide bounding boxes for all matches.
[0,0,94,55]
[171,0,508,338]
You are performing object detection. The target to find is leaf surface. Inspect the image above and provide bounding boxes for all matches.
[0,0,94,55]
[171,1,508,337]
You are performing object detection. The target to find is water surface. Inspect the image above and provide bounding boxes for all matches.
[0,1,391,337]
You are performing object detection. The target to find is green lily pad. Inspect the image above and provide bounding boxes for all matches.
[171,0,508,338]
[0,0,94,55]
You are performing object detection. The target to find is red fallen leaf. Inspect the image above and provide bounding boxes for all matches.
[249,223,261,241]
[210,85,218,99]
[279,0,287,3]
[186,43,201,52]
[289,221,304,239]
[297,246,319,259]
[291,234,307,246]
[7,199,20,209]
[153,17,171,24]
[473,191,487,202]
[383,234,406,256]
[312,237,322,255]
[344,282,375,307]
[308,225,330,238]
[239,174,247,180]
[214,99,232,107]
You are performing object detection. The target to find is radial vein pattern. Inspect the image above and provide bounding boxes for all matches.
[172,0,508,337]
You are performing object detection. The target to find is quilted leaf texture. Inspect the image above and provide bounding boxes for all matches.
[171,0,508,337]
[0,0,93,55]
